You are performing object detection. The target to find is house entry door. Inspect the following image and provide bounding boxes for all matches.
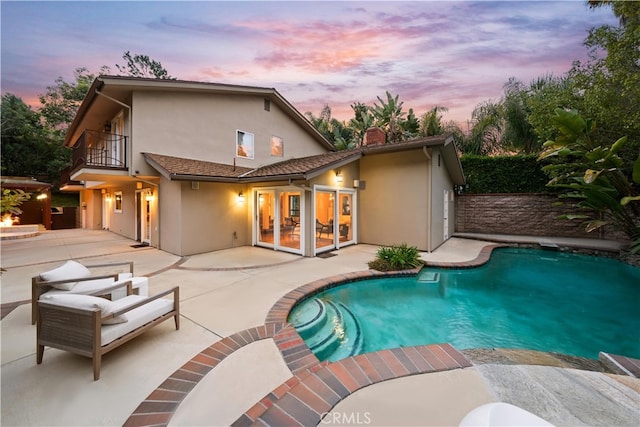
[135,190,151,244]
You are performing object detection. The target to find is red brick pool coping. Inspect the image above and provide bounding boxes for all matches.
[123,243,507,426]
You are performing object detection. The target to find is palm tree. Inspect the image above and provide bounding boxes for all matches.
[420,106,449,136]
[371,91,406,142]
[348,102,375,147]
[460,100,504,155]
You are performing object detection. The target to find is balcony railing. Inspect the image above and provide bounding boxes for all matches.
[71,130,127,173]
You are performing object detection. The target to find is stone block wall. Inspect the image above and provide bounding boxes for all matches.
[455,193,625,240]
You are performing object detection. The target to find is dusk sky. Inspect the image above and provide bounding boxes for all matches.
[1,1,617,127]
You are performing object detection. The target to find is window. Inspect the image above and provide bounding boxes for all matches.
[236,130,254,159]
[114,192,123,213]
[289,195,300,217]
[264,98,271,111]
[271,136,283,157]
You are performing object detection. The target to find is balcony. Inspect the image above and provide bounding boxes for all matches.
[71,130,128,176]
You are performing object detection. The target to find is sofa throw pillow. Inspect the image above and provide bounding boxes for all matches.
[39,260,92,291]
[39,293,128,324]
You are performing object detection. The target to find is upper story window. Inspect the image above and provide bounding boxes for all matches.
[236,130,254,159]
[264,99,271,111]
[271,136,283,157]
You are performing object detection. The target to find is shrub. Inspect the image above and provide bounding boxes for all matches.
[461,154,551,193]
[1,188,31,216]
[368,243,423,271]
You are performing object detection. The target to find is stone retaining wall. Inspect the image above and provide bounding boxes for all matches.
[455,193,626,240]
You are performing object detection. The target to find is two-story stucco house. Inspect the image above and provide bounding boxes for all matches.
[61,76,464,257]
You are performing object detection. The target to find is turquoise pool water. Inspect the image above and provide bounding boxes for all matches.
[289,248,640,362]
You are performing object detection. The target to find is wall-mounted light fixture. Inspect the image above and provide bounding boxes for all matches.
[36,193,47,201]
[237,191,245,203]
[335,170,343,183]
[106,193,112,202]
[104,121,112,132]
[353,179,360,188]
[145,190,154,202]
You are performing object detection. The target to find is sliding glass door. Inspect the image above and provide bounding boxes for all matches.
[255,188,303,255]
[314,187,356,254]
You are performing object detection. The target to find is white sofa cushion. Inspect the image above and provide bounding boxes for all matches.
[41,277,116,298]
[39,293,127,324]
[39,260,91,290]
[101,296,175,346]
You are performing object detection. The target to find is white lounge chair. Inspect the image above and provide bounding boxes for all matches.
[31,260,148,324]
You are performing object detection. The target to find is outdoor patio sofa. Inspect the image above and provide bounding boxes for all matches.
[36,281,180,380]
[31,260,148,324]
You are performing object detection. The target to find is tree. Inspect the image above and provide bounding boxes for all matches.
[501,77,540,154]
[115,51,175,79]
[539,109,640,252]
[38,67,103,140]
[371,91,406,142]
[420,106,448,137]
[459,100,504,155]
[566,0,639,168]
[305,105,352,148]
[348,102,374,147]
[1,94,70,185]
[404,108,420,138]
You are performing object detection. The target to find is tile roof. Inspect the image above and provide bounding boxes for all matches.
[143,153,253,180]
[143,150,361,182]
[143,135,459,183]
[242,150,362,179]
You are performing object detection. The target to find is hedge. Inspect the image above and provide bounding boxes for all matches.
[460,154,551,194]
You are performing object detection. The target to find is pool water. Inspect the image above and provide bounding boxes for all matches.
[289,248,640,362]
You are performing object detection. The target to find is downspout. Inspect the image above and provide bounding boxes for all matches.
[424,146,433,252]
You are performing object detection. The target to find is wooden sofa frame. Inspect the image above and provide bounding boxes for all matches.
[31,261,134,325]
[36,282,180,380]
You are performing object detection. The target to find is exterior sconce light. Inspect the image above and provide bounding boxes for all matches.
[335,171,343,183]
[104,122,112,132]
[145,191,153,202]
[353,179,360,188]
[106,194,112,202]
[36,193,47,200]
[238,191,245,203]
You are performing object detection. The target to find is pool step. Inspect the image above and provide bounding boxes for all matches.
[417,270,440,283]
[289,298,364,362]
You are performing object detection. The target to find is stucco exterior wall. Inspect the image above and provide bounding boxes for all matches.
[161,180,249,256]
[358,149,430,251]
[79,189,102,230]
[129,91,327,177]
[158,178,182,255]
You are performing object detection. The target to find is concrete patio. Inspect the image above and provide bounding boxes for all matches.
[1,229,638,426]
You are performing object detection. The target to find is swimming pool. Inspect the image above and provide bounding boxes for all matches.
[288,248,640,362]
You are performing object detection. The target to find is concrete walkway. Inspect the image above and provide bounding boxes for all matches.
[1,229,638,426]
